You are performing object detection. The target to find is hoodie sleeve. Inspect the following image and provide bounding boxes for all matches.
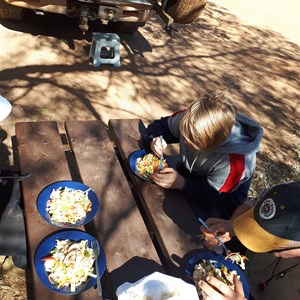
[182,153,246,199]
[211,154,246,193]
[143,114,182,152]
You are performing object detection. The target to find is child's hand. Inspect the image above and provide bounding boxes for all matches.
[151,136,167,157]
[200,218,234,247]
[199,275,245,300]
[152,168,185,190]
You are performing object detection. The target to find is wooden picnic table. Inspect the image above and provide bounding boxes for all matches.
[15,120,163,300]
[108,119,204,275]
[14,119,205,299]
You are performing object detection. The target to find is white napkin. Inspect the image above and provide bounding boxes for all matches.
[0,95,12,122]
[116,272,198,300]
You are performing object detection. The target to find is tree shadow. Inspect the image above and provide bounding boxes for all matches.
[1,3,298,297]
[0,1,299,192]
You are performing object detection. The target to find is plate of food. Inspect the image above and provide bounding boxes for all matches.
[34,229,106,294]
[184,251,249,299]
[37,181,99,227]
[129,149,168,182]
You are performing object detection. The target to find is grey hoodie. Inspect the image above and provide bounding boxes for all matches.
[168,113,264,192]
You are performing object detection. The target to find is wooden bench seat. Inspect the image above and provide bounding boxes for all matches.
[65,121,164,288]
[16,121,90,300]
[108,118,205,277]
[16,120,164,300]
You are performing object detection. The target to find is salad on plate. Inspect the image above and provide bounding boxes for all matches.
[136,153,168,179]
[42,239,96,292]
[46,187,92,224]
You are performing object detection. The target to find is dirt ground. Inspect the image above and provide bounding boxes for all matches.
[210,0,300,45]
[0,1,299,299]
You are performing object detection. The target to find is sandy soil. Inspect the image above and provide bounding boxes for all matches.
[210,0,300,45]
[0,1,299,299]
[1,1,299,187]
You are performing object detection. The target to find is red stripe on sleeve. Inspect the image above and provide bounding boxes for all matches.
[219,154,245,193]
[171,109,186,117]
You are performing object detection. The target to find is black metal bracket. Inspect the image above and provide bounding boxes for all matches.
[153,0,174,35]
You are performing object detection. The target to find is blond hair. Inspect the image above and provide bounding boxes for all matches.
[179,95,237,151]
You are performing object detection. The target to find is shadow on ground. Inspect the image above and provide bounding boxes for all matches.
[1,3,299,191]
[0,2,299,299]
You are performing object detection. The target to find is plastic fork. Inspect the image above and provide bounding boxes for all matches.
[198,217,231,256]
[158,135,164,171]
[91,239,102,296]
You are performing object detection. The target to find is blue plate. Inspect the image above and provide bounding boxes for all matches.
[34,229,106,294]
[37,180,99,228]
[129,149,167,182]
[184,251,249,299]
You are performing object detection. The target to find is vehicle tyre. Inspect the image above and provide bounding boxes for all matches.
[0,0,24,20]
[165,0,207,24]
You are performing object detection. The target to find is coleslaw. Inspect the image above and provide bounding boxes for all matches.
[193,259,238,297]
[136,153,167,179]
[43,239,96,292]
[46,187,92,224]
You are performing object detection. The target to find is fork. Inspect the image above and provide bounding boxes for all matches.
[157,135,164,171]
[198,217,231,256]
[91,239,102,296]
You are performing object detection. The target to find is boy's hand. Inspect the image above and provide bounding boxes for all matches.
[152,168,185,190]
[199,275,245,300]
[151,136,167,157]
[200,218,234,247]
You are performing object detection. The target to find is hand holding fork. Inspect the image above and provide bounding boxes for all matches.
[158,135,164,171]
[198,217,231,256]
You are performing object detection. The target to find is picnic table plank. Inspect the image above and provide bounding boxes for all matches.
[108,119,204,276]
[15,121,100,299]
[65,120,164,291]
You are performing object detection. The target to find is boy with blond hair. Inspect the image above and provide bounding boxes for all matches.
[143,95,263,219]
